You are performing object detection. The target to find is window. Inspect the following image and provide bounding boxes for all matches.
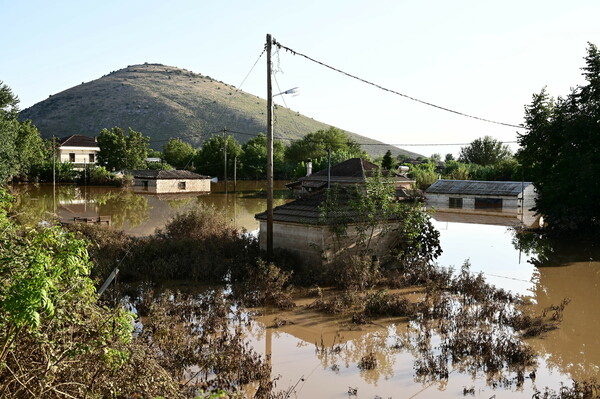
[449,197,463,209]
[69,153,75,162]
[178,181,186,190]
[89,153,95,163]
[475,198,503,210]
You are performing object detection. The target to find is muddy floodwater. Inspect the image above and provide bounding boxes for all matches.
[10,183,600,397]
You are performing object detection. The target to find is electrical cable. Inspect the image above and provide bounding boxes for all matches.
[237,47,266,90]
[272,39,523,129]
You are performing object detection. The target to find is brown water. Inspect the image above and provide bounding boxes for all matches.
[9,181,290,235]
[10,183,600,397]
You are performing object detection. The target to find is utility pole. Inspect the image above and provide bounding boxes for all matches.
[327,148,332,189]
[52,137,56,216]
[266,33,274,259]
[233,156,237,193]
[223,128,228,194]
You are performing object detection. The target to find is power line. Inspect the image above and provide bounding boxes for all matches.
[237,47,266,90]
[360,141,518,147]
[272,39,523,129]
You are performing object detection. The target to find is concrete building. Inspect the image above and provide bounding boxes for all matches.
[58,135,100,170]
[255,188,401,266]
[425,179,537,223]
[129,170,211,194]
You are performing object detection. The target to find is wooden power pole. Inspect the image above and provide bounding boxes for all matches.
[266,33,274,259]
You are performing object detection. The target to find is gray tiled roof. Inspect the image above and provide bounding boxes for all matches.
[127,169,211,180]
[425,180,533,196]
[60,134,98,147]
[256,187,403,225]
[297,158,414,186]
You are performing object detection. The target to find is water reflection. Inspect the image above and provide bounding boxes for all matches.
[10,181,291,235]
[10,185,600,396]
[528,262,600,381]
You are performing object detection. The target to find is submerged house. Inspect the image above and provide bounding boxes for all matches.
[59,135,100,170]
[286,158,415,197]
[256,185,402,267]
[425,179,536,218]
[129,170,211,194]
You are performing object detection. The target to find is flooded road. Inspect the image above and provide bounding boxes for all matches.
[10,183,600,397]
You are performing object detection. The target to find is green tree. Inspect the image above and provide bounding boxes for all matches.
[0,82,46,182]
[15,120,45,179]
[125,128,149,169]
[285,127,366,163]
[458,136,512,166]
[240,133,286,179]
[97,126,149,170]
[162,138,196,169]
[518,43,600,231]
[0,188,137,396]
[194,134,242,178]
[381,150,395,170]
[0,82,21,182]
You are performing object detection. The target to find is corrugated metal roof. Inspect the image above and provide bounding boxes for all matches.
[127,169,211,180]
[425,180,533,196]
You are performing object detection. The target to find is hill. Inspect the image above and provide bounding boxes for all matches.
[19,63,421,159]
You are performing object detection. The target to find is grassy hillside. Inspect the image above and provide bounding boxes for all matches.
[20,63,421,159]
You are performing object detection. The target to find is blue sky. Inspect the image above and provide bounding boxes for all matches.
[2,0,599,157]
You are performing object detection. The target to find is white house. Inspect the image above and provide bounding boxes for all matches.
[58,135,100,170]
[425,180,537,222]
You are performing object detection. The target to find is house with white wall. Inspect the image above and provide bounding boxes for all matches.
[59,135,100,170]
[424,180,537,223]
[129,170,211,194]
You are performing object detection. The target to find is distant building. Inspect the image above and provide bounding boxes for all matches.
[425,179,537,222]
[286,158,415,197]
[129,170,211,194]
[58,135,100,170]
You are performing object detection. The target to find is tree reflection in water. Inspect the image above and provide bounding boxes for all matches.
[512,228,600,382]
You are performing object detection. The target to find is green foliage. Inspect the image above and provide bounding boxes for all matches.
[97,126,150,170]
[0,118,18,182]
[162,138,196,169]
[145,160,174,170]
[29,142,77,183]
[239,133,286,179]
[518,42,600,231]
[408,162,438,189]
[0,82,46,182]
[0,187,154,397]
[285,127,367,164]
[194,134,242,178]
[77,165,125,186]
[381,150,395,170]
[318,175,442,289]
[458,135,512,166]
